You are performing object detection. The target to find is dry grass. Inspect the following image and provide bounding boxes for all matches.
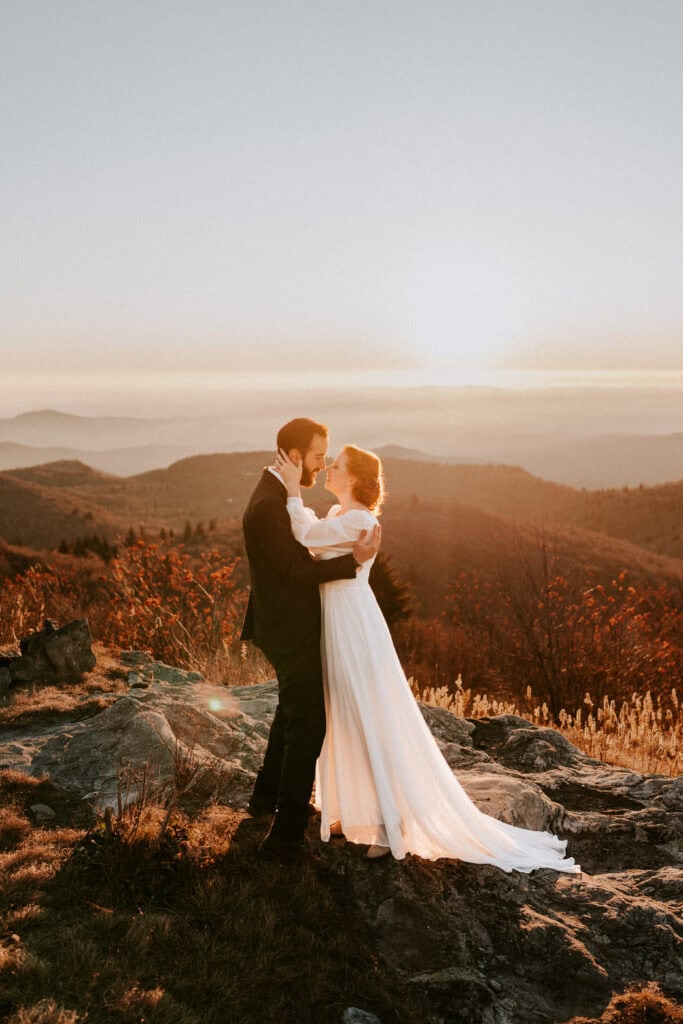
[566,981,683,1023]
[413,676,682,777]
[0,772,426,1024]
[193,641,275,687]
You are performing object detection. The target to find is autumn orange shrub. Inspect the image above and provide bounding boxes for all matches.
[444,553,682,714]
[100,541,247,678]
[0,564,83,645]
[0,543,264,685]
[395,615,499,694]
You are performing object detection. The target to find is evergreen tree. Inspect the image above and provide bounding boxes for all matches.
[58,539,69,554]
[125,526,137,547]
[159,527,167,541]
[194,521,206,538]
[369,553,414,631]
[183,520,193,542]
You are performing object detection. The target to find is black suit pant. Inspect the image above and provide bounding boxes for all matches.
[251,638,325,843]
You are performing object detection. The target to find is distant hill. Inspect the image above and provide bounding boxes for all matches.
[379,457,584,521]
[7,460,119,489]
[3,405,683,488]
[0,454,274,549]
[378,435,683,489]
[0,441,209,477]
[569,479,683,560]
[0,454,578,548]
[0,465,122,549]
[1,455,682,603]
[516,432,683,489]
[0,409,159,447]
[379,494,683,616]
[0,409,252,454]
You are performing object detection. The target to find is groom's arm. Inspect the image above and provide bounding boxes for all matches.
[246,498,357,588]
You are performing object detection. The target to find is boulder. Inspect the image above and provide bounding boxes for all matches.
[342,1010,383,1024]
[29,684,266,811]
[9,619,96,686]
[29,803,56,822]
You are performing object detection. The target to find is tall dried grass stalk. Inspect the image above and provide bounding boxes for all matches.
[412,676,681,777]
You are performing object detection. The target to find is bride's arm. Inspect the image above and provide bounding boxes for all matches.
[286,497,372,551]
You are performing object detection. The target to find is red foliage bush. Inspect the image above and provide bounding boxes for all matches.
[444,549,683,713]
[100,541,246,671]
[0,542,248,682]
[0,564,83,645]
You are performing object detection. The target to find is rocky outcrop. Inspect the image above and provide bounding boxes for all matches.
[1,618,96,687]
[1,649,681,1023]
[4,651,271,810]
[338,854,681,1024]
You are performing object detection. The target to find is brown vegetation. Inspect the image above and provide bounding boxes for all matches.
[415,678,681,777]
[2,526,682,776]
[442,549,683,712]
[99,541,246,680]
[0,772,425,1024]
[567,981,683,1023]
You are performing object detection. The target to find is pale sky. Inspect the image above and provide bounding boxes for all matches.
[1,0,682,412]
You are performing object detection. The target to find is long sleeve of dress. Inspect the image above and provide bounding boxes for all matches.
[286,497,375,553]
[245,496,357,587]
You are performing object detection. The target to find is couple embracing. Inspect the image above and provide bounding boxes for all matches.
[241,417,580,874]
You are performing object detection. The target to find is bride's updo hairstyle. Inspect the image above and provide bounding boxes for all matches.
[343,445,385,514]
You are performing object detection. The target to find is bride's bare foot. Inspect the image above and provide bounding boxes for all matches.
[330,820,344,837]
[366,844,391,860]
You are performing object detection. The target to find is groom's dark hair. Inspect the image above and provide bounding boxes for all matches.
[277,417,328,456]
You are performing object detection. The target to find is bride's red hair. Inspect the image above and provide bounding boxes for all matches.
[343,445,385,514]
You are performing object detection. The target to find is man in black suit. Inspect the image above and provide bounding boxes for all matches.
[241,417,380,864]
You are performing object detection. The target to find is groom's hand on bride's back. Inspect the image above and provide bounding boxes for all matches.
[353,524,382,566]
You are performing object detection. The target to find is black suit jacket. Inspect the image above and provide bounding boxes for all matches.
[240,470,357,660]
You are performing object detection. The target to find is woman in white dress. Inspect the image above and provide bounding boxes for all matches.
[273,444,580,874]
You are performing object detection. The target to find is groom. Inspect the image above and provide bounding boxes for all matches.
[241,417,380,865]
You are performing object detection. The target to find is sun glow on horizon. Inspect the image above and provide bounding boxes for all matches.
[4,367,683,423]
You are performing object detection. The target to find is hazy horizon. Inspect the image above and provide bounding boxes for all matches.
[1,376,683,489]
[4,370,683,423]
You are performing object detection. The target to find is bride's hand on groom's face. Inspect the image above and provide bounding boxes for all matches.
[353,524,381,565]
[275,448,303,492]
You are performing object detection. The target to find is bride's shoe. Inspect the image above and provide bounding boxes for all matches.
[330,821,344,837]
[366,844,391,860]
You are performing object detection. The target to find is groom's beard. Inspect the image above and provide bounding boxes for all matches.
[300,466,318,488]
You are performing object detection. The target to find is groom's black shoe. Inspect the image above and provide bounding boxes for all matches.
[257,835,305,864]
[258,835,330,871]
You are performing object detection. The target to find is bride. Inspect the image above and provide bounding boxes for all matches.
[274,443,580,873]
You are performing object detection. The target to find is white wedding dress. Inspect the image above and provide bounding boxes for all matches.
[286,497,580,873]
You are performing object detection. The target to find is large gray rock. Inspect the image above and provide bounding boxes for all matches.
[28,673,270,811]
[8,618,96,685]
